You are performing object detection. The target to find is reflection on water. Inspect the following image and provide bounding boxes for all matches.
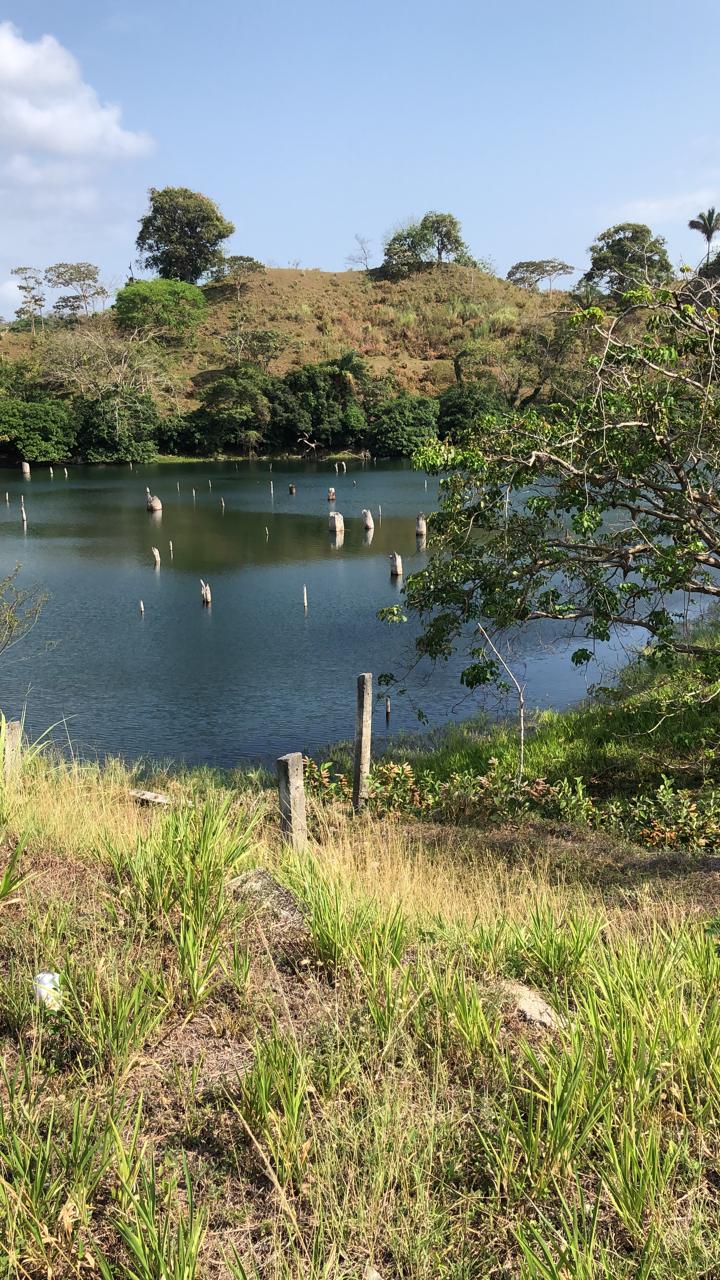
[0,459,631,766]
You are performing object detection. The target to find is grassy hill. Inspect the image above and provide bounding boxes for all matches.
[193,263,555,397]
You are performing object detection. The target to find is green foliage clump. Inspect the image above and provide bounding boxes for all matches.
[437,381,507,439]
[0,398,76,461]
[114,279,207,336]
[382,211,472,278]
[136,186,235,283]
[368,392,438,457]
[75,391,159,462]
[579,223,672,300]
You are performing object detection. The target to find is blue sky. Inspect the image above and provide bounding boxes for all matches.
[1,0,719,311]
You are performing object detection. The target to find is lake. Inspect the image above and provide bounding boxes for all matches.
[0,459,630,767]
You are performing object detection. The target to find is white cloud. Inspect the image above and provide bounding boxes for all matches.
[622,187,718,224]
[0,21,152,158]
[0,22,153,296]
[0,279,20,312]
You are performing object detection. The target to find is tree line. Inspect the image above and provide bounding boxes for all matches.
[1,186,719,464]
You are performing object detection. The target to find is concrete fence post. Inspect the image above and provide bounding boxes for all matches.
[3,720,21,780]
[276,751,308,849]
[352,673,373,812]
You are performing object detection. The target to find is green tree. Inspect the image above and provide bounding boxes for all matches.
[420,212,468,265]
[191,364,272,454]
[399,275,720,689]
[75,390,159,462]
[114,279,207,336]
[507,259,574,292]
[10,267,45,337]
[0,399,76,462]
[136,187,235,283]
[688,208,720,265]
[437,382,507,439]
[579,223,672,301]
[223,309,289,369]
[44,262,108,318]
[368,393,438,457]
[382,211,469,277]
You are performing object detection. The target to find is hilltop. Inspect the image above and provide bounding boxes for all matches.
[192,263,555,397]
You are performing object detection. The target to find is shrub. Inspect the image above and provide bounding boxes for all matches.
[0,398,76,461]
[368,393,438,457]
[114,279,207,336]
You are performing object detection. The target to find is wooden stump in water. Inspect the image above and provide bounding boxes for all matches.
[21,462,30,479]
[151,546,161,568]
[390,552,403,577]
[327,487,336,502]
[145,487,162,512]
[200,579,212,606]
[362,509,374,531]
[289,483,296,495]
[328,511,344,534]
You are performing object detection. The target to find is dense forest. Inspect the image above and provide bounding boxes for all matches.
[1,189,719,463]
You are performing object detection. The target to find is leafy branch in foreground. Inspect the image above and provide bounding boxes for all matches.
[406,274,720,687]
[0,567,45,657]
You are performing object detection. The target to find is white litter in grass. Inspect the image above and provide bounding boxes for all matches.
[33,971,62,1011]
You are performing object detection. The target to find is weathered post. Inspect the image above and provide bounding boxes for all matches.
[4,719,21,780]
[416,513,427,539]
[303,583,308,612]
[328,511,344,535]
[49,466,54,479]
[139,600,144,615]
[327,486,336,502]
[352,672,373,812]
[169,540,173,560]
[276,752,307,849]
[362,509,374,532]
[289,482,296,495]
[64,468,68,479]
[390,552,403,578]
[21,462,30,479]
[151,546,161,568]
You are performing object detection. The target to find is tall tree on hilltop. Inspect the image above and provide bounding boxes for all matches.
[421,212,469,264]
[507,259,574,293]
[688,207,720,265]
[10,267,45,337]
[44,262,108,319]
[136,187,235,283]
[579,223,672,302]
[382,211,470,277]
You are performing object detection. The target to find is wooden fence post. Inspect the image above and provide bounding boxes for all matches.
[352,673,373,812]
[3,720,21,780]
[277,752,307,849]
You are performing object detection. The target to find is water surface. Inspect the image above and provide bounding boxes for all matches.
[0,460,630,766]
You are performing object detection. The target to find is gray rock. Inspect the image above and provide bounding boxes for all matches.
[499,979,564,1031]
[228,868,306,928]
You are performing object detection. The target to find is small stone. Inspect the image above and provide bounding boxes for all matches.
[499,979,564,1030]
